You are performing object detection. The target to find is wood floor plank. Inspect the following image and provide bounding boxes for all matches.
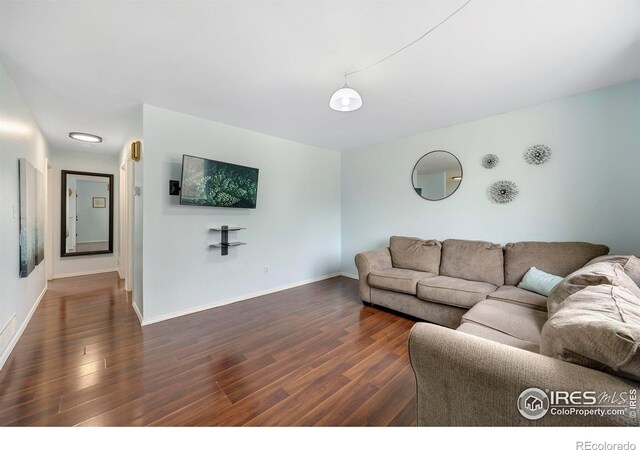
[0,272,418,426]
[295,376,380,426]
[245,371,353,426]
[388,396,417,427]
[340,366,417,426]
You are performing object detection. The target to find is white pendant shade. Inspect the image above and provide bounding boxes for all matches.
[329,86,362,112]
[327,3,471,114]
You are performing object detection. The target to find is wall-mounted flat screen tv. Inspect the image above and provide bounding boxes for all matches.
[180,154,259,208]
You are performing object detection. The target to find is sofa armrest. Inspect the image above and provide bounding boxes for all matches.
[409,323,640,426]
[354,248,392,302]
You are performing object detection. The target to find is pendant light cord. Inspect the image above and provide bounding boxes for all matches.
[344,0,472,79]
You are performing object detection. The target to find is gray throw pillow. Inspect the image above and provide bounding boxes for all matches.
[518,267,563,297]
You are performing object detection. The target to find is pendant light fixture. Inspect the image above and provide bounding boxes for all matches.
[329,76,363,112]
[329,0,472,112]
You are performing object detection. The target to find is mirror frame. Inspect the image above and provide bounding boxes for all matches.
[411,150,463,202]
[60,170,114,257]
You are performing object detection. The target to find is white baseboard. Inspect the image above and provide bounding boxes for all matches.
[141,272,343,326]
[0,284,47,372]
[53,268,118,279]
[338,272,358,280]
[131,300,143,325]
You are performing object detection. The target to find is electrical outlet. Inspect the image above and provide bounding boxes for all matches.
[263,266,269,274]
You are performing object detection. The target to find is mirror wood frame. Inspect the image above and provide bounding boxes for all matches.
[60,170,114,257]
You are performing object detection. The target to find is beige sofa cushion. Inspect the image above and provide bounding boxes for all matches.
[547,262,640,316]
[440,239,504,286]
[371,288,466,329]
[389,236,442,274]
[461,299,547,344]
[587,255,640,287]
[417,276,497,309]
[542,285,640,382]
[368,268,436,295]
[503,241,609,286]
[487,285,547,311]
[457,322,540,353]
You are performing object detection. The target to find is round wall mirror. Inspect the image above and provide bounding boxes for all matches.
[411,150,463,201]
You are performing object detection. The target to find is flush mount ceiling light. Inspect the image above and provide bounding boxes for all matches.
[330,0,472,112]
[69,132,102,143]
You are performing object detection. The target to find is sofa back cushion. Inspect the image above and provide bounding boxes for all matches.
[547,262,640,316]
[440,239,504,286]
[541,284,640,382]
[503,241,609,286]
[587,255,640,287]
[389,236,442,274]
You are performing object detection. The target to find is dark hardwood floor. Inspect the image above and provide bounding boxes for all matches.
[0,272,417,426]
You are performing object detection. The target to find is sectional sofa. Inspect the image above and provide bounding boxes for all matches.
[355,237,608,330]
[355,237,640,426]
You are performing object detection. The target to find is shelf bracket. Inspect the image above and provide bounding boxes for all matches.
[211,226,246,256]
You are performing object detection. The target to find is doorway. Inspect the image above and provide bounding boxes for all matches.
[118,159,133,292]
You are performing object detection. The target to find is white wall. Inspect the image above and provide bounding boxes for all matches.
[341,80,640,275]
[140,104,341,322]
[49,147,119,278]
[0,62,49,369]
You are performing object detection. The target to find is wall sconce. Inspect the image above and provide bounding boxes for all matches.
[131,141,141,162]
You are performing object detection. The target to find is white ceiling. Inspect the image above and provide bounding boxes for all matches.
[1,0,639,154]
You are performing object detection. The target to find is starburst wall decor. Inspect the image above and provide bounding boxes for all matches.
[489,180,519,204]
[524,144,551,165]
[482,154,499,169]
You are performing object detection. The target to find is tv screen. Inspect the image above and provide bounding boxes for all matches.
[180,154,259,208]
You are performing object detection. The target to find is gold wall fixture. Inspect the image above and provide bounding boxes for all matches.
[131,140,141,162]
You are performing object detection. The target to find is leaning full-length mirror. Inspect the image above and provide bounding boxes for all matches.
[412,150,463,201]
[61,170,114,257]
